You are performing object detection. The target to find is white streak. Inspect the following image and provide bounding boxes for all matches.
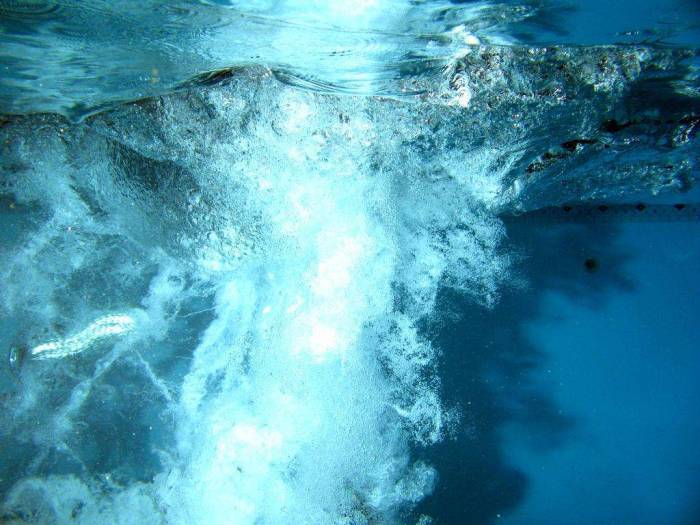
[30,314,137,360]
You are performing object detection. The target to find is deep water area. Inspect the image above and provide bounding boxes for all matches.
[0,2,699,524]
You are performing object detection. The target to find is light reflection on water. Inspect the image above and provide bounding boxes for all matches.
[1,0,698,118]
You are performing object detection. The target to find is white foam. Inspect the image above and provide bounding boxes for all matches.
[1,67,508,524]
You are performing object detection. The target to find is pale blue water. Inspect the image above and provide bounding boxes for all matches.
[0,2,699,524]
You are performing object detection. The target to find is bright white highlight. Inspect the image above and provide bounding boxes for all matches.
[30,314,136,360]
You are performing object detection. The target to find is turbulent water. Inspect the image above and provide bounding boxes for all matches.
[0,1,698,524]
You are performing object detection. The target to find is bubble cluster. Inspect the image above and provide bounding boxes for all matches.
[0,69,510,524]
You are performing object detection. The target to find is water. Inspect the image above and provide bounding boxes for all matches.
[0,1,698,524]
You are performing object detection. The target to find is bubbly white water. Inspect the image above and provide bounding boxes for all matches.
[0,67,509,524]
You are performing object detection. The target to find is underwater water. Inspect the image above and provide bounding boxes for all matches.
[0,1,698,524]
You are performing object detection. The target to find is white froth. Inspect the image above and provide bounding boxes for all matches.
[0,65,508,524]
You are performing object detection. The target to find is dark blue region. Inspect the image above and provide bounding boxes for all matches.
[416,217,700,524]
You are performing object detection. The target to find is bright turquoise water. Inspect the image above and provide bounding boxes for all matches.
[0,2,698,524]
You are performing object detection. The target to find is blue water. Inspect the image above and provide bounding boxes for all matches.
[503,221,700,524]
[0,1,699,524]
[418,218,700,524]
